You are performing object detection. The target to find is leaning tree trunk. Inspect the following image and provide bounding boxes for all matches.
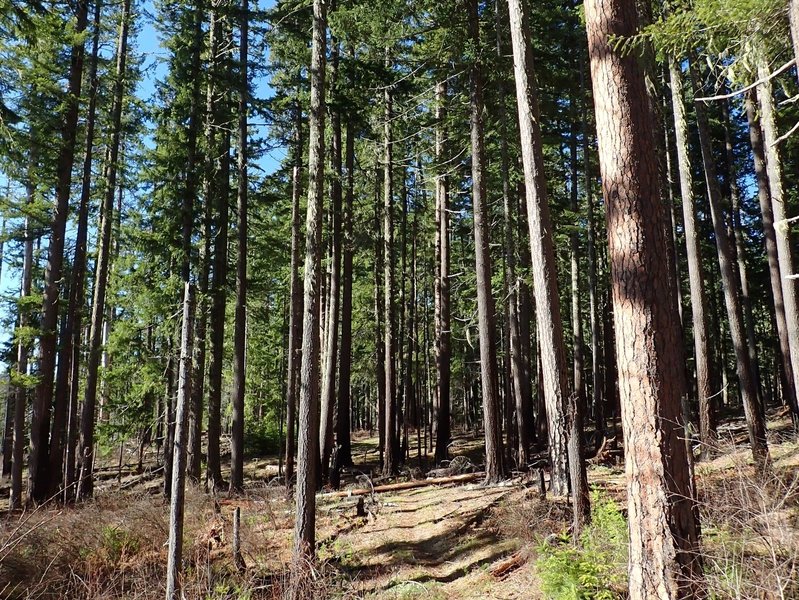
[229,0,248,494]
[467,0,504,483]
[585,0,703,595]
[744,92,798,415]
[507,0,574,498]
[433,79,451,466]
[669,60,714,457]
[77,0,131,501]
[292,0,326,563]
[690,61,769,470]
[28,0,89,505]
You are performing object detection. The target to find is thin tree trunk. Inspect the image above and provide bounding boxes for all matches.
[756,59,799,421]
[433,80,451,465]
[382,54,398,477]
[744,92,798,415]
[467,0,503,483]
[336,119,355,468]
[507,0,572,496]
[165,284,194,600]
[28,0,90,505]
[669,60,714,456]
[585,0,703,594]
[320,30,342,479]
[285,101,303,483]
[10,175,35,510]
[292,0,326,563]
[229,0,248,494]
[77,0,131,500]
[690,61,769,470]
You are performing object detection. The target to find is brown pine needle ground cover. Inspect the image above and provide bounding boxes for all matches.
[1,421,798,599]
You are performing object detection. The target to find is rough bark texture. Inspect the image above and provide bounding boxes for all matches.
[507,0,570,495]
[669,61,714,454]
[229,0,248,494]
[292,0,325,562]
[467,0,503,483]
[77,0,130,500]
[433,80,451,465]
[585,0,703,595]
[744,93,798,414]
[28,0,89,505]
[690,62,769,470]
[757,60,799,421]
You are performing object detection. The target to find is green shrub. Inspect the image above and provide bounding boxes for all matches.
[536,491,628,600]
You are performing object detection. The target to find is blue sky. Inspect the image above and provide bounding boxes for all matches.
[0,0,283,372]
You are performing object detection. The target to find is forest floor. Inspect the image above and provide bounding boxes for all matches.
[1,413,799,599]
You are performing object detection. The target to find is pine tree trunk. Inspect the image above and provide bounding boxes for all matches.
[756,60,799,421]
[285,102,303,483]
[744,93,798,414]
[382,55,398,477]
[76,0,131,501]
[165,284,194,600]
[10,177,35,510]
[507,0,571,495]
[466,0,504,483]
[690,61,769,469]
[50,0,103,499]
[28,0,90,505]
[374,170,386,467]
[292,0,326,562]
[336,120,355,467]
[205,4,229,491]
[229,0,248,494]
[669,60,714,456]
[585,0,703,594]
[185,0,208,485]
[433,80,451,465]
[320,32,342,479]
[789,0,799,87]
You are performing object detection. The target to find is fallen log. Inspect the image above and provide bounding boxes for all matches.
[321,472,484,498]
[490,550,527,579]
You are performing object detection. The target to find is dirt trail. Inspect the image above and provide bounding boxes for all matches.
[317,481,540,599]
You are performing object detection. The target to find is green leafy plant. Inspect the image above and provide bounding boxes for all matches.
[536,491,628,599]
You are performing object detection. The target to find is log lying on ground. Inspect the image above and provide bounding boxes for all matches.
[321,472,484,498]
[490,549,527,579]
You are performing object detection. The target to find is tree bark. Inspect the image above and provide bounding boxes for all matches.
[229,0,248,494]
[756,59,799,421]
[77,0,131,500]
[165,284,194,600]
[744,92,798,415]
[336,119,355,468]
[285,101,303,483]
[507,0,571,495]
[320,31,342,479]
[382,53,398,477]
[433,80,451,465]
[585,0,703,595]
[689,61,769,470]
[669,60,714,456]
[291,0,326,562]
[28,0,89,505]
[467,0,503,483]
